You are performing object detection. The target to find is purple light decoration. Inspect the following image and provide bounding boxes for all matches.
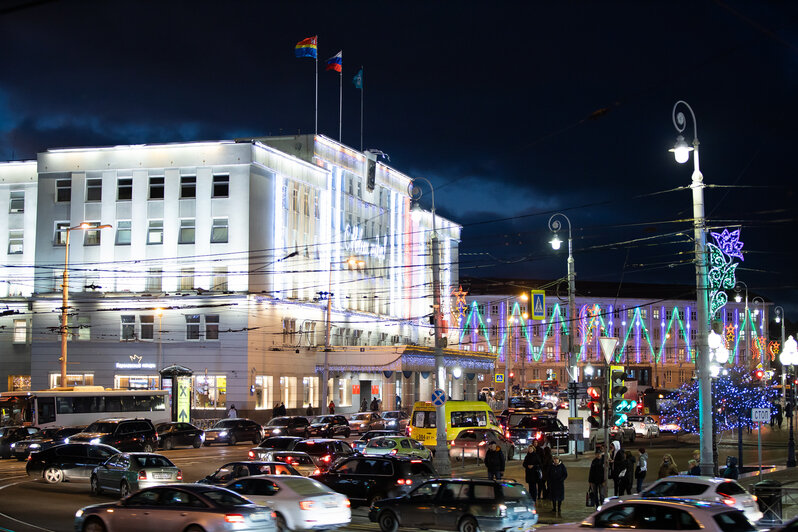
[500,301,506,356]
[734,308,739,365]
[471,304,478,346]
[661,305,666,364]
[555,308,561,363]
[710,228,744,261]
[635,313,640,364]
[685,305,691,362]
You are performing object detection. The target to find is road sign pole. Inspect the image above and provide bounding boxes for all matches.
[758,421,762,476]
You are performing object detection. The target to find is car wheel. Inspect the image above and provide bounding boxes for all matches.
[143,442,155,453]
[203,441,211,447]
[378,510,399,532]
[82,517,107,532]
[90,475,102,496]
[344,428,351,438]
[274,512,288,532]
[164,437,174,450]
[184,526,205,532]
[43,466,64,484]
[120,481,130,498]
[228,434,237,446]
[458,515,480,532]
[193,436,202,448]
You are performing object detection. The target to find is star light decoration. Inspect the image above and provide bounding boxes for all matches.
[725,324,736,349]
[769,341,781,362]
[707,228,744,317]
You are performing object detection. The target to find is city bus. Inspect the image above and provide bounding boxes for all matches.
[409,400,501,447]
[0,387,170,428]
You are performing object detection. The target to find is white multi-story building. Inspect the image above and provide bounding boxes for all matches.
[0,135,498,420]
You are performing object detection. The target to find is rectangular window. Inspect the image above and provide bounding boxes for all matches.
[314,193,320,219]
[146,268,162,292]
[54,222,69,246]
[653,309,660,320]
[205,315,219,340]
[116,220,131,245]
[84,222,101,246]
[140,315,154,340]
[180,268,194,290]
[193,375,226,409]
[56,179,71,202]
[13,319,26,343]
[180,175,196,199]
[9,190,24,213]
[690,329,697,341]
[302,376,319,408]
[121,315,136,340]
[117,178,132,200]
[212,174,229,197]
[212,267,228,291]
[149,176,165,200]
[86,178,102,202]
[71,316,91,341]
[211,218,228,243]
[147,220,163,244]
[179,219,195,244]
[255,376,273,409]
[280,376,298,408]
[8,230,23,254]
[186,315,200,340]
[641,309,647,319]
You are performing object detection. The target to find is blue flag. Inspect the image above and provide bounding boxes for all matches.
[353,68,363,89]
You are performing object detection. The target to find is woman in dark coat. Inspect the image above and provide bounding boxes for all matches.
[535,444,546,500]
[623,451,636,495]
[522,444,541,501]
[548,455,568,517]
[540,446,553,499]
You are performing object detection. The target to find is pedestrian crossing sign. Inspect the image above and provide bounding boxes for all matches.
[531,290,546,320]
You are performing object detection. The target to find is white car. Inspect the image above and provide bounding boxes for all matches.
[627,415,660,438]
[605,475,763,523]
[226,474,351,531]
[537,497,756,532]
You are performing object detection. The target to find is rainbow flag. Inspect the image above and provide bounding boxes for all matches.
[326,51,342,73]
[295,36,317,59]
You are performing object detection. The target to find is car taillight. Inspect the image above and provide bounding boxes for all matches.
[389,449,398,456]
[311,468,321,476]
[225,514,246,523]
[154,432,159,440]
[535,432,543,440]
[248,450,255,459]
[138,471,147,480]
[299,500,314,510]
[505,430,511,439]
[752,495,758,502]
[176,470,182,480]
[478,441,486,446]
[722,496,736,506]
[345,499,351,507]
[321,454,332,462]
[396,478,413,485]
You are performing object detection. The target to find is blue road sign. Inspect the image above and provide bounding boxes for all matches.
[531,290,546,320]
[432,389,446,407]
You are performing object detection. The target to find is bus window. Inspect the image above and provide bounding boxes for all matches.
[38,397,56,424]
[450,411,487,428]
[414,410,436,428]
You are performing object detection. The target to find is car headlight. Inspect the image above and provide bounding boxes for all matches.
[75,509,84,518]
[498,503,507,517]
[10,443,16,449]
[219,431,228,437]
[272,429,281,434]
[89,438,101,445]
[30,443,40,449]
[200,433,205,441]
[64,438,70,444]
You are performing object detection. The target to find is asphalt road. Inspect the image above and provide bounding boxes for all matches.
[0,428,791,532]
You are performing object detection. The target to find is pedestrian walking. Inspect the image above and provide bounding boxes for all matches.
[277,402,286,417]
[522,444,541,501]
[536,443,547,500]
[723,456,740,479]
[361,397,368,411]
[272,403,278,420]
[623,450,636,495]
[306,404,314,416]
[548,455,568,517]
[484,441,505,481]
[328,400,335,414]
[370,397,379,412]
[610,440,626,496]
[588,450,606,509]
[657,454,679,479]
[227,404,237,418]
[636,448,648,493]
[540,446,553,499]
[687,459,700,475]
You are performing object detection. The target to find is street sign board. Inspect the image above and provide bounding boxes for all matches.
[599,337,619,365]
[751,408,770,423]
[495,373,505,383]
[431,389,446,407]
[568,417,584,439]
[531,290,546,320]
[176,376,191,423]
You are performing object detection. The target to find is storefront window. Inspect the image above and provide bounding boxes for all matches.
[255,375,273,409]
[8,375,30,391]
[280,376,297,409]
[302,376,318,408]
[194,375,227,409]
[49,373,94,388]
[337,378,352,407]
[114,375,159,389]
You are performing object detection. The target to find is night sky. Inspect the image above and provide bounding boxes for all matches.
[1,1,796,324]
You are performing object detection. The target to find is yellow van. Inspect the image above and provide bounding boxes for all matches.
[409,400,501,446]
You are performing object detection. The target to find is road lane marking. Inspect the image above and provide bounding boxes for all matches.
[0,479,54,532]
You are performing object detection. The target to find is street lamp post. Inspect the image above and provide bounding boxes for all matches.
[60,223,112,388]
[599,336,618,491]
[670,100,713,476]
[156,307,164,388]
[548,213,578,455]
[781,335,798,467]
[410,177,450,476]
[775,307,787,415]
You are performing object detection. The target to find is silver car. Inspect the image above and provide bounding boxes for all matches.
[91,452,182,497]
[75,484,277,532]
[348,412,385,434]
[257,451,318,476]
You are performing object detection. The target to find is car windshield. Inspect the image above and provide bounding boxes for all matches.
[199,489,252,507]
[156,424,172,432]
[717,482,747,496]
[85,422,118,433]
[259,438,295,450]
[279,477,332,495]
[713,511,757,532]
[501,483,531,500]
[367,438,397,449]
[516,417,559,430]
[213,420,237,429]
[132,455,174,468]
[293,442,329,455]
[273,453,314,465]
[351,414,370,420]
[267,418,290,426]
[311,417,332,424]
[383,412,399,419]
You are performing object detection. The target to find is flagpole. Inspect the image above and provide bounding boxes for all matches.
[339,59,343,142]
[315,51,318,136]
[360,66,364,151]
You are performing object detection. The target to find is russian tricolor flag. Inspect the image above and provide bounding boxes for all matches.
[326,51,342,73]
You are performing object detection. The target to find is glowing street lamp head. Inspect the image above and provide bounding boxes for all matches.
[520,293,528,302]
[549,234,562,250]
[735,293,742,303]
[78,222,91,229]
[670,135,692,164]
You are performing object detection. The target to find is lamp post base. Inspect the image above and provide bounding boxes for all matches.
[788,416,796,468]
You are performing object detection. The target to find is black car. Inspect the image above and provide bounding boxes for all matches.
[262,416,311,438]
[203,418,263,446]
[506,414,569,450]
[311,455,437,506]
[155,422,205,449]
[369,478,537,532]
[292,439,355,470]
[197,461,301,485]
[67,418,159,452]
[11,426,85,461]
[26,443,119,483]
[249,436,304,460]
[0,426,40,459]
[352,430,402,453]
[305,415,351,438]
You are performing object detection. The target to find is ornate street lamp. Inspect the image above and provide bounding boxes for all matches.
[781,335,798,467]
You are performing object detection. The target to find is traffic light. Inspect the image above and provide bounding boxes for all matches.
[754,369,764,381]
[610,366,636,427]
[586,386,602,427]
